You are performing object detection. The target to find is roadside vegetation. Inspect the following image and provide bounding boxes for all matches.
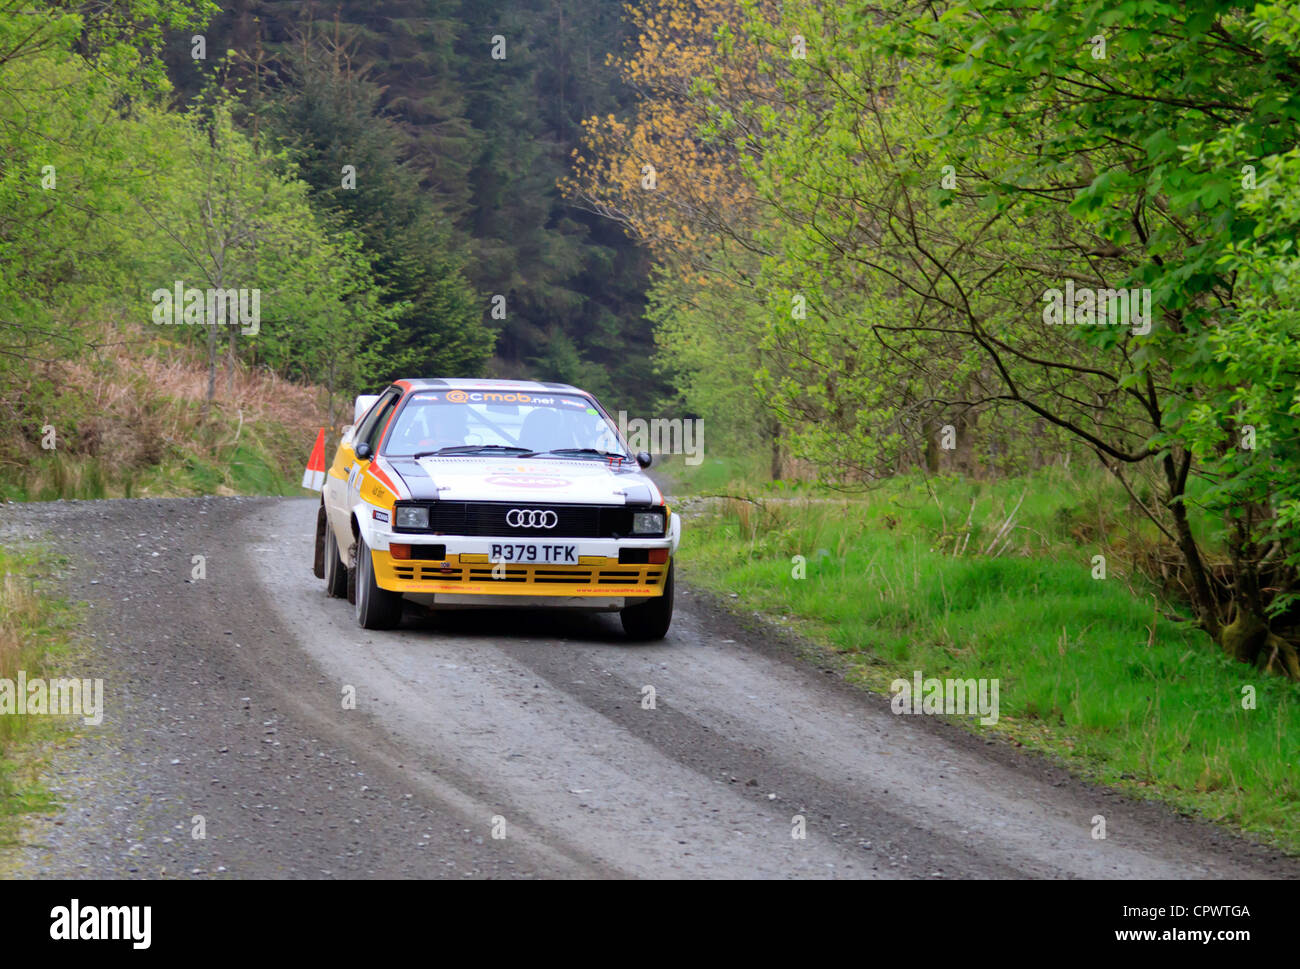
[0,327,328,502]
[669,458,1300,852]
[1,0,678,508]
[0,2,389,500]
[573,0,1300,681]
[0,549,76,848]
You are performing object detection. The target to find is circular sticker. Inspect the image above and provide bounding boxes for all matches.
[446,389,469,403]
[484,474,572,488]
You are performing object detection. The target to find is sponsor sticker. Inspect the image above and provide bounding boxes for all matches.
[441,389,588,407]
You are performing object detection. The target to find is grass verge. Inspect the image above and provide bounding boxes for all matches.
[1,417,311,501]
[0,328,330,501]
[0,547,78,848]
[675,466,1300,852]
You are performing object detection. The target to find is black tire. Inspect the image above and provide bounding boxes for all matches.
[324,522,348,598]
[354,536,403,630]
[313,504,327,579]
[620,562,674,641]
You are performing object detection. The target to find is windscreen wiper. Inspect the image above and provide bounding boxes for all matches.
[525,448,631,462]
[411,445,533,458]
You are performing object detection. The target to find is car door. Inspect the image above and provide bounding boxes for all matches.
[327,387,401,550]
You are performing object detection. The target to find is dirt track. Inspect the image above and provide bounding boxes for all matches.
[1,496,1295,878]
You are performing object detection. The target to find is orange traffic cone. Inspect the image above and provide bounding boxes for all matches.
[302,428,326,491]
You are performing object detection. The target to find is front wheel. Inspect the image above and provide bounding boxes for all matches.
[620,562,674,641]
[354,536,403,630]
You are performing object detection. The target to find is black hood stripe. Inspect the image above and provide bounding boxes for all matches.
[621,482,654,505]
[386,458,441,500]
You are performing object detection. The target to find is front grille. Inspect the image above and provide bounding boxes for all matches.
[394,502,662,538]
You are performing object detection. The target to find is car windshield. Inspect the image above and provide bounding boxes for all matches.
[383,390,628,459]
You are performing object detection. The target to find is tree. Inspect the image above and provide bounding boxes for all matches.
[731,0,1300,673]
[257,28,493,381]
[163,0,664,410]
[567,0,788,467]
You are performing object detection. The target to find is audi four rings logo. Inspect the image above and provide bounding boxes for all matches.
[506,509,558,528]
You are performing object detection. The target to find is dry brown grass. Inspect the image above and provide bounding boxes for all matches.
[1,319,330,491]
[63,332,328,452]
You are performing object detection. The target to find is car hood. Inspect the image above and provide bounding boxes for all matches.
[380,455,664,505]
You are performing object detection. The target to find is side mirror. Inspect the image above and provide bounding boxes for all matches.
[355,442,373,461]
[636,451,652,468]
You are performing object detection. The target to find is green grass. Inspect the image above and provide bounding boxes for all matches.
[659,451,820,497]
[655,453,768,494]
[0,547,78,849]
[678,469,1300,852]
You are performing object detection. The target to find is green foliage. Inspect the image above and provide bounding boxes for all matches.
[0,1,403,480]
[130,94,402,394]
[256,37,492,383]
[647,260,774,457]
[1194,143,1300,616]
[600,0,1300,667]
[166,0,666,413]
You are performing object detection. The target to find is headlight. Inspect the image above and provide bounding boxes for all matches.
[632,510,665,535]
[395,505,429,529]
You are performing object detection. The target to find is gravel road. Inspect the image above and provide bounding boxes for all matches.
[1,496,1294,879]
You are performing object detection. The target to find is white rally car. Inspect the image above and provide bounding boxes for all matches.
[311,379,680,638]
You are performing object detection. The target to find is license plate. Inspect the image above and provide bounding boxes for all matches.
[489,543,578,564]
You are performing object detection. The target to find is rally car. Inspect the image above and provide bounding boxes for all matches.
[310,379,679,638]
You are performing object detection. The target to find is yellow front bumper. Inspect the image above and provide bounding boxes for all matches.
[371,550,668,597]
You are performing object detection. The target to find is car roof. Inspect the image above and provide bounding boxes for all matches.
[396,378,586,394]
